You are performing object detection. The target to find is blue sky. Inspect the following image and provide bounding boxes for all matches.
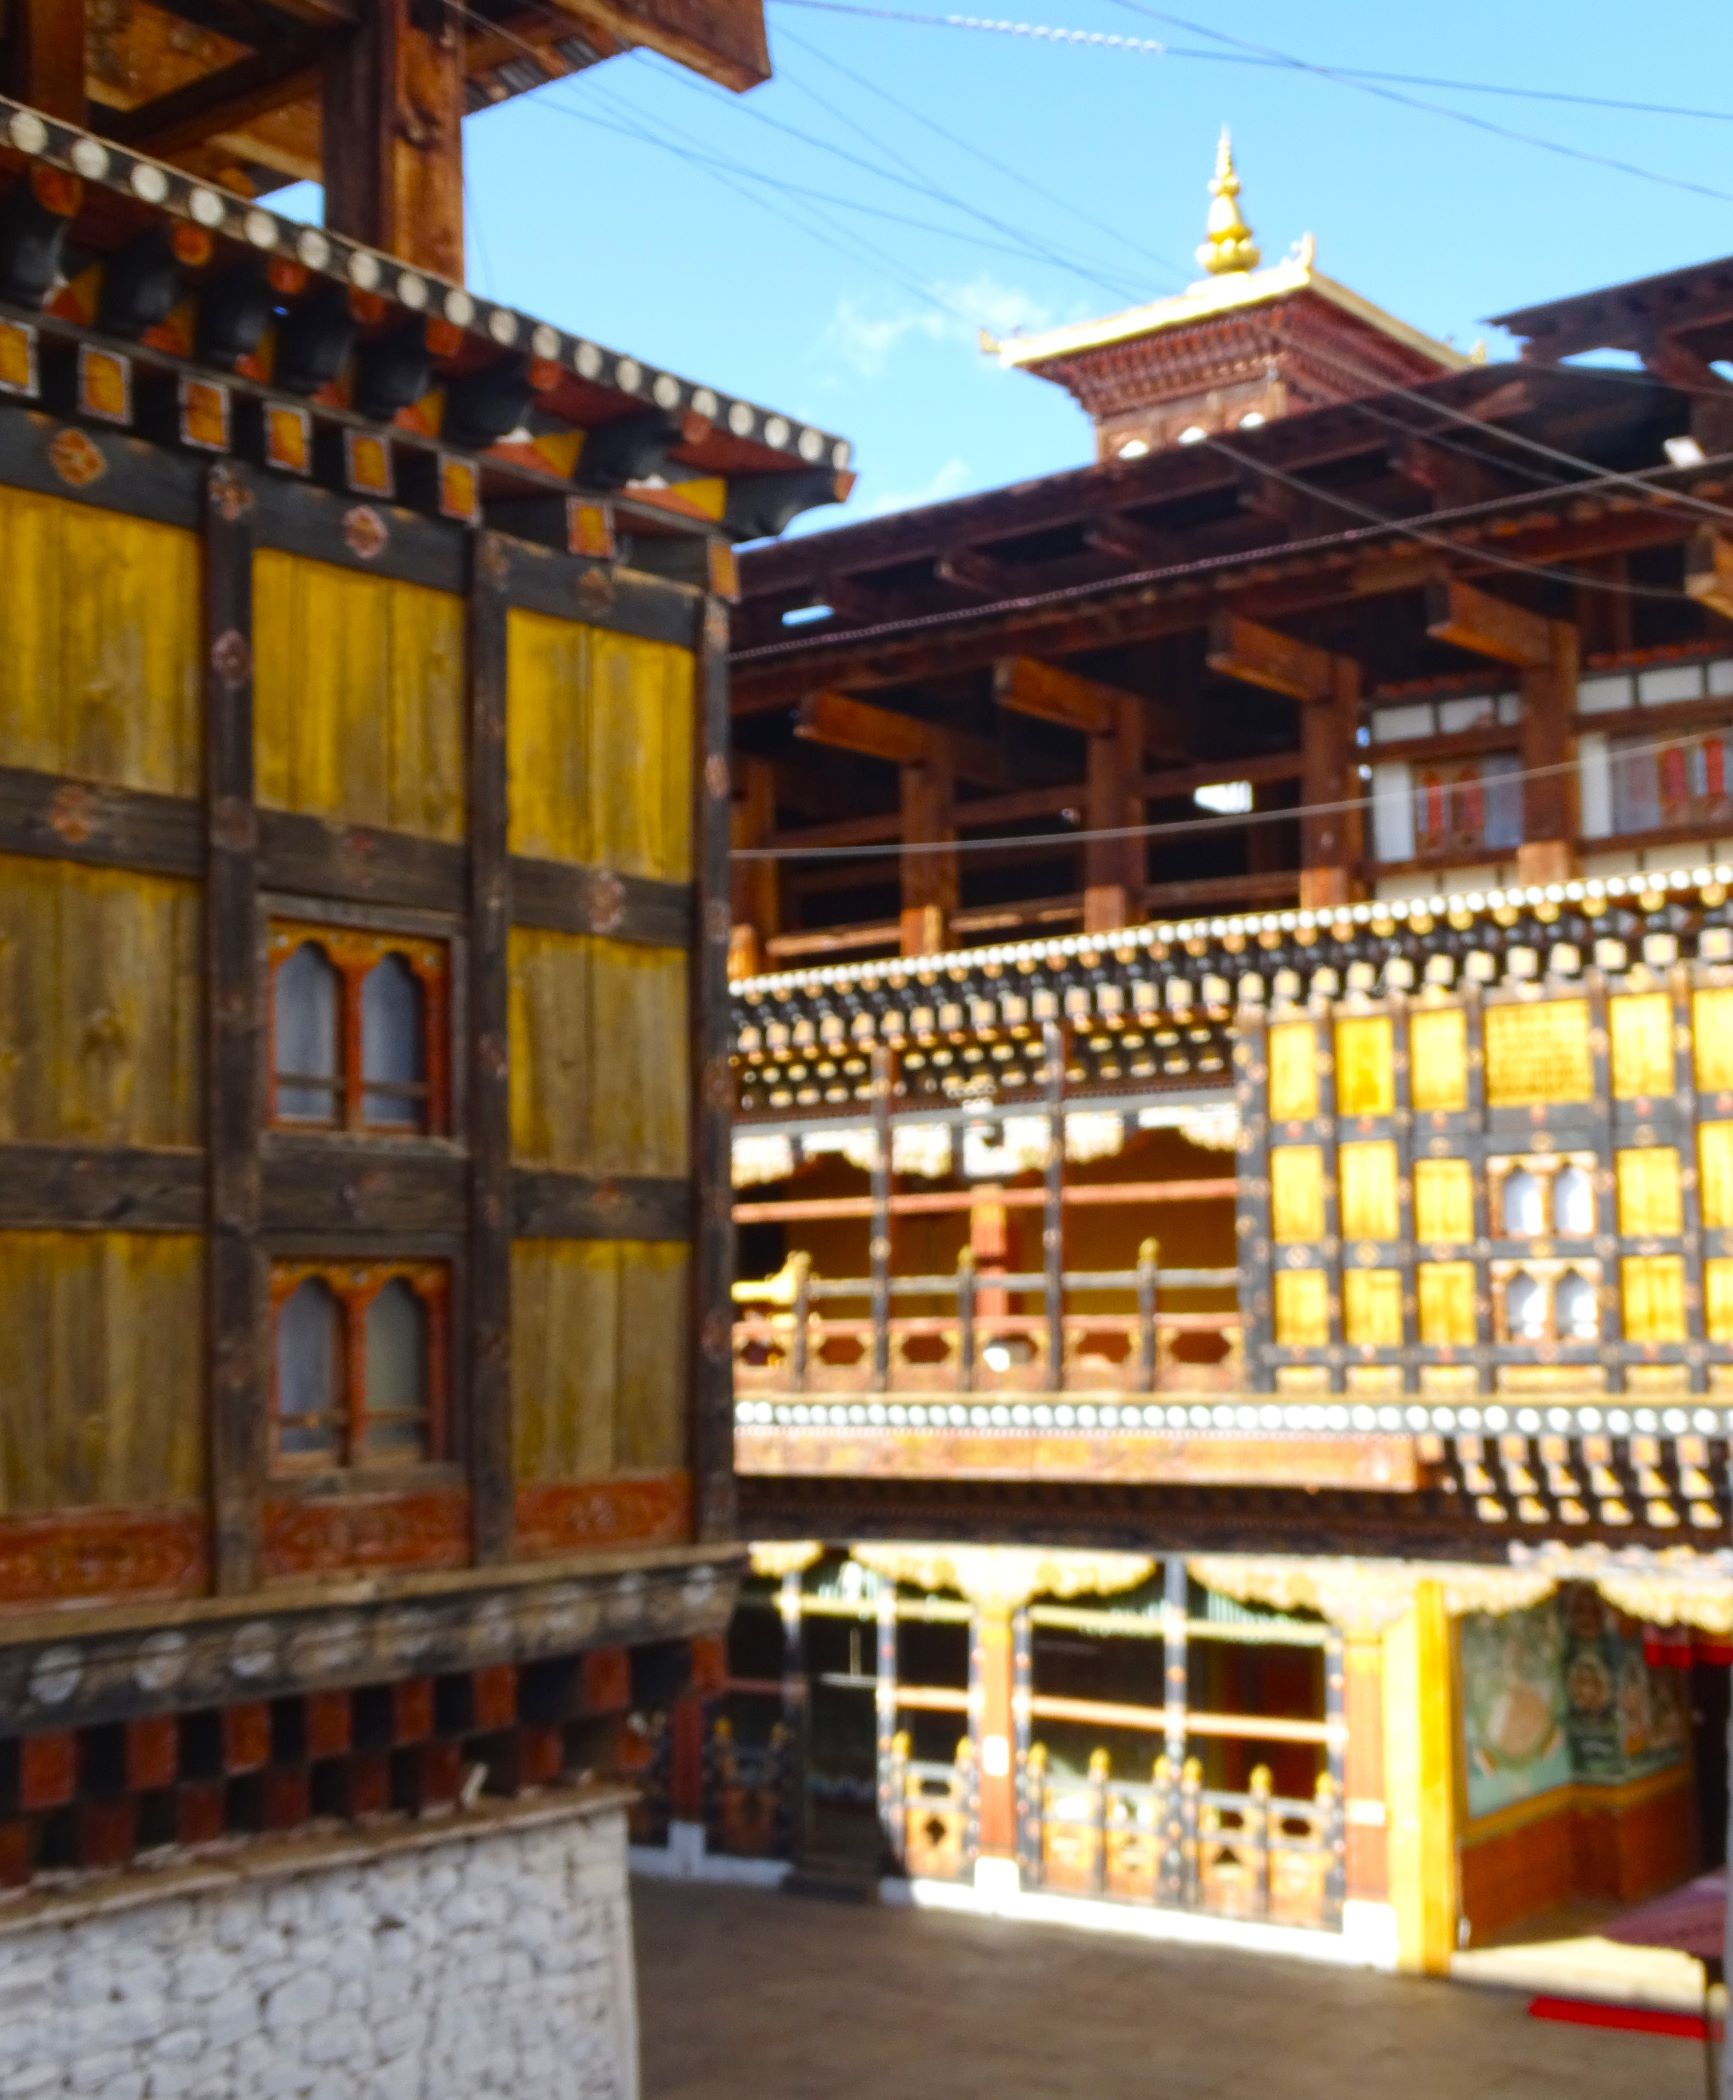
[284,0,1733,523]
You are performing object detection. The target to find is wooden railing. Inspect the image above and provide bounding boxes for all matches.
[1020,1749,1344,1929]
[703,1718,798,1860]
[883,1733,977,1882]
[734,1247,1242,1399]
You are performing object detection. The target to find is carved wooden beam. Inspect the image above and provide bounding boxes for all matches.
[1685,529,1733,623]
[1206,612,1335,703]
[794,689,1002,784]
[1424,578,1551,668]
[993,656,1127,734]
[105,35,330,158]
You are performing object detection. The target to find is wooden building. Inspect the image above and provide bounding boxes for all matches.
[0,10,851,2096]
[685,148,1733,1975]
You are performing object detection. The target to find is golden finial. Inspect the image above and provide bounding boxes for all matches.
[1196,127,1261,277]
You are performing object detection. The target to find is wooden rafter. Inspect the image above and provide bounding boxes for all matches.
[1206,613,1336,703]
[794,689,1002,785]
[104,33,331,157]
[993,656,1126,735]
[1424,578,1551,668]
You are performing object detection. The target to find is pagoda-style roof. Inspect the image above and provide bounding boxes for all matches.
[1494,250,1733,379]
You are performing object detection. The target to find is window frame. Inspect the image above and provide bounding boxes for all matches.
[264,898,461,1143]
[268,1257,452,1475]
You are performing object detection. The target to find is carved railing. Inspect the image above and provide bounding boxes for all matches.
[883,1731,977,1882]
[734,1246,1241,1400]
[702,1718,799,1860]
[1020,1748,1344,1930]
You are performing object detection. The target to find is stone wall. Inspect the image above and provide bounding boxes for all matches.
[0,1795,639,2100]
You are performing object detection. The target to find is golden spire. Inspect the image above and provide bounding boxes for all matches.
[1196,127,1261,277]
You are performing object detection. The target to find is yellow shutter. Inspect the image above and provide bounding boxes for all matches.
[1343,1268,1403,1347]
[1274,1269,1330,1348]
[1484,1000,1592,1106]
[1621,1255,1687,1343]
[1410,1006,1469,1114]
[1413,1158,1474,1244]
[1270,1146,1327,1244]
[1416,1262,1477,1346]
[1335,1015,1395,1117]
[1340,1141,1400,1241]
[1268,1022,1320,1122]
[1609,993,1675,1100]
[1694,988,1733,1093]
[1700,1123,1733,1231]
[1706,1260,1733,1344]
[1616,1149,1683,1239]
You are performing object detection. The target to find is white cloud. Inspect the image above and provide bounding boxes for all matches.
[815,274,1071,381]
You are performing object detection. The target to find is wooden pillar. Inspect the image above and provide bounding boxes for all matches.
[972,1603,1019,1857]
[869,1042,894,1388]
[204,463,263,1597]
[898,753,956,957]
[1383,1580,1457,1973]
[1343,1628,1389,1904]
[466,538,514,1561]
[693,598,738,1536]
[729,756,779,981]
[970,1188,1010,1322]
[1517,621,1579,885]
[1083,697,1144,933]
[1042,1021,1066,1388]
[874,1574,899,1856]
[780,1568,810,1860]
[3,0,85,122]
[322,0,466,280]
[1299,658,1362,911]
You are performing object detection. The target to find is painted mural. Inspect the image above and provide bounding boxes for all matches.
[1460,1598,1573,1820]
[1563,1587,1687,1785]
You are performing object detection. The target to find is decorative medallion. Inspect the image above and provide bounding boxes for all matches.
[478,532,511,584]
[211,627,252,690]
[586,865,626,935]
[704,752,729,800]
[702,1056,733,1110]
[208,460,253,521]
[47,782,98,845]
[704,897,731,943]
[133,1628,189,1695]
[342,503,389,561]
[576,565,615,616]
[27,1644,82,1707]
[47,425,105,488]
[701,1308,731,1360]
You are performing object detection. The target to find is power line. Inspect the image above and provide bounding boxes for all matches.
[767,0,1733,131]
[732,719,1733,861]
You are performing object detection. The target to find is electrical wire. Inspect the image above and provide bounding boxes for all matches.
[731,718,1733,861]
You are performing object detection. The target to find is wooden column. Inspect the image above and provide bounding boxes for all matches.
[898,754,956,957]
[971,1602,1019,1857]
[322,0,466,280]
[1517,621,1579,885]
[729,756,779,982]
[869,1042,894,1388]
[779,1568,810,1860]
[466,534,513,1563]
[970,1188,1011,1322]
[1042,1021,1066,1387]
[1343,1627,1389,1904]
[1083,696,1143,934]
[693,598,738,1537]
[204,463,263,1597]
[3,0,85,121]
[1383,1580,1457,1973]
[1300,657,1363,911]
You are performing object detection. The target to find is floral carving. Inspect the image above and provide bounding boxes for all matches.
[47,426,105,487]
[342,504,389,561]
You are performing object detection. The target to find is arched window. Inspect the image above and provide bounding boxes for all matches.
[362,1278,431,1456]
[1504,1271,1547,1342]
[275,1277,342,1459]
[1501,1168,1545,1238]
[360,954,427,1130]
[273,942,341,1123]
[1556,1271,1598,1342]
[1553,1164,1594,1237]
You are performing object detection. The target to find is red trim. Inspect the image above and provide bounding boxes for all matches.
[514,1473,694,1557]
[260,1487,471,1581]
[1527,1996,1711,2042]
[0,1509,207,1609]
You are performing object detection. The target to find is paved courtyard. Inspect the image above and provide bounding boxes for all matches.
[634,1879,1702,2100]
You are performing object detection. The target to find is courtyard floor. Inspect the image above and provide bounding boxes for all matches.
[634,1878,1704,2100]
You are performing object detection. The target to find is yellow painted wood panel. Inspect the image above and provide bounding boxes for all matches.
[1707,1260,1733,1344]
[1700,1123,1733,1231]
[1273,1268,1329,1348]
[1335,1015,1395,1117]
[1343,1267,1402,1347]
[508,927,689,1175]
[253,550,464,839]
[512,1239,689,1479]
[0,487,200,795]
[0,1230,204,1511]
[0,861,200,1145]
[1267,1021,1318,1122]
[1339,1140,1399,1242]
[1621,1255,1686,1343]
[1413,1158,1474,1244]
[1484,999,1592,1106]
[1616,1147,1683,1238]
[1270,1146,1325,1244]
[1417,1262,1476,1345]
[506,608,694,881]
[1409,1007,1468,1114]
[1609,992,1675,1100]
[1693,988,1733,1093]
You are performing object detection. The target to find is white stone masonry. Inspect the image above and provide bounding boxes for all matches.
[0,1796,639,2100]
